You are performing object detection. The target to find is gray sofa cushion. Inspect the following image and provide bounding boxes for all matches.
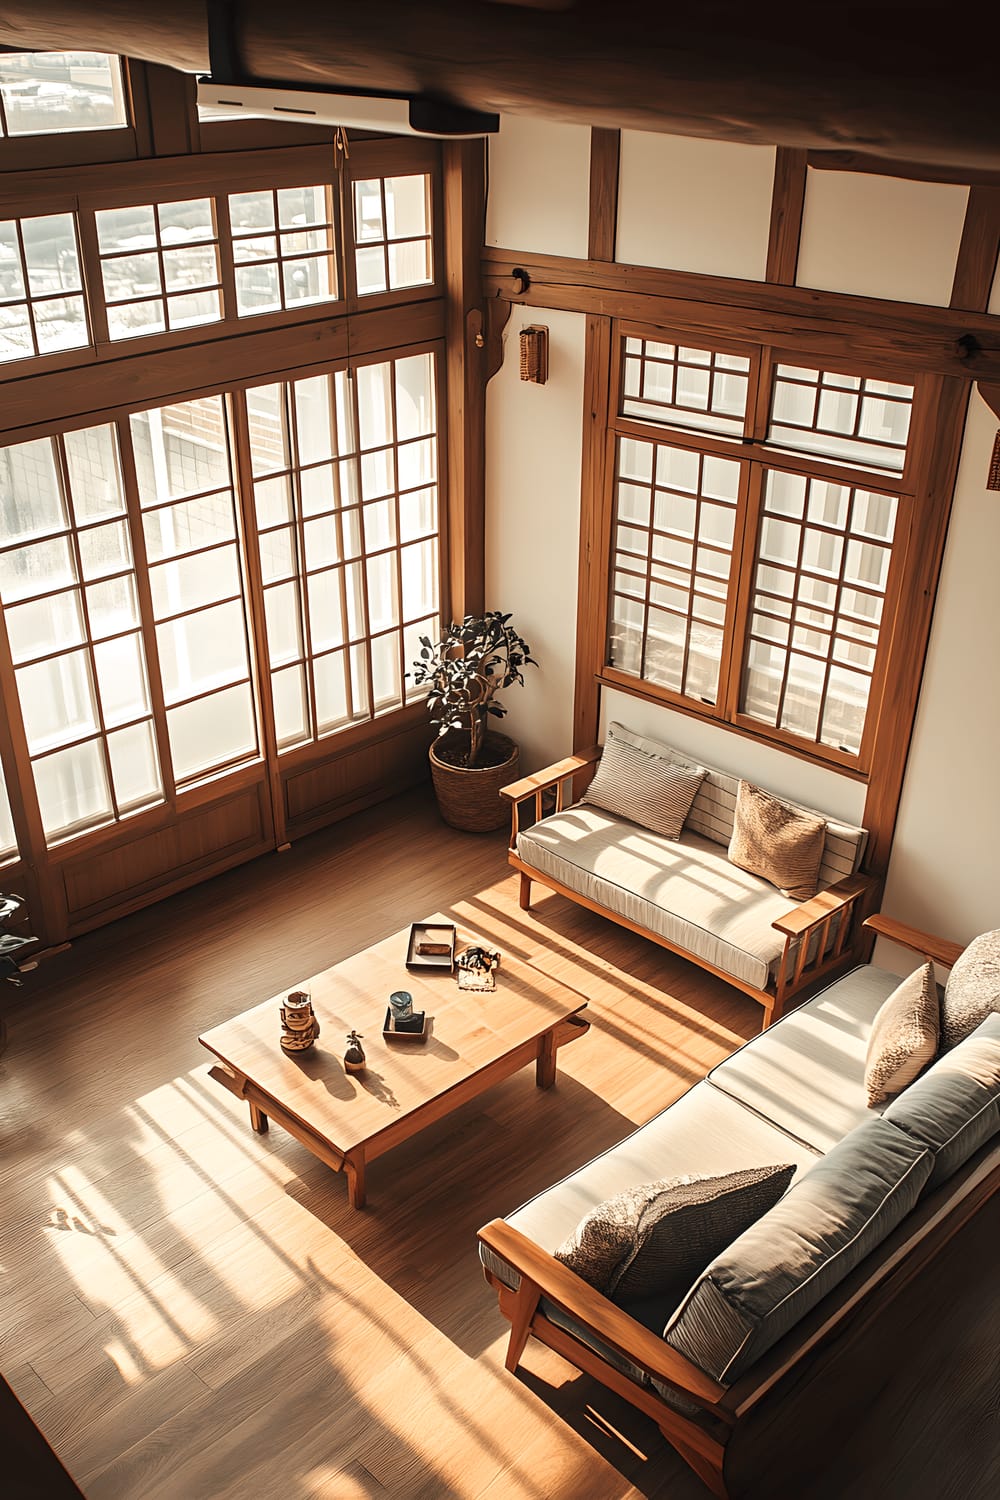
[883,1012,1000,1191]
[517,806,798,990]
[707,964,895,1151]
[941,929,1000,1050]
[663,1117,933,1383]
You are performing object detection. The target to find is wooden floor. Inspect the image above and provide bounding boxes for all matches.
[1,789,997,1500]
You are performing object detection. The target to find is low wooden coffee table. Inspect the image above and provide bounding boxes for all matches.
[199,921,589,1208]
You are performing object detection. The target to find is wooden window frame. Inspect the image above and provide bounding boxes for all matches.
[599,318,934,776]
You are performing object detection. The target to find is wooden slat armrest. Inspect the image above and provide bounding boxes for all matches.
[478,1218,728,1410]
[771,872,874,940]
[862,914,964,968]
[500,746,601,802]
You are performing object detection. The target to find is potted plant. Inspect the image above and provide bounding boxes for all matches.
[411,611,536,831]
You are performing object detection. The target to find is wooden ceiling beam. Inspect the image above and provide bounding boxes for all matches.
[2,2,1000,175]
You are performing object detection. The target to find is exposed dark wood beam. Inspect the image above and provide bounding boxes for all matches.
[2,3,1000,174]
[482,247,1000,381]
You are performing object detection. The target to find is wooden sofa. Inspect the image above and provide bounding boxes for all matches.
[478,915,1000,1497]
[502,728,875,1027]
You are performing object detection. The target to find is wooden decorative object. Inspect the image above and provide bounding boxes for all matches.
[343,1030,366,1074]
[988,429,1000,491]
[519,325,548,384]
[279,990,320,1052]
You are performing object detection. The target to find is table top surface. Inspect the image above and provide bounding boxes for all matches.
[198,919,588,1152]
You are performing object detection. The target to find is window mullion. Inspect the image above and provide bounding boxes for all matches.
[718,456,761,720]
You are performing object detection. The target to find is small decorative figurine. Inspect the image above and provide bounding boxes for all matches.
[279,990,320,1053]
[344,1030,366,1075]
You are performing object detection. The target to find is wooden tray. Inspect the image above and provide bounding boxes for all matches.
[382,1007,428,1042]
[405,921,456,971]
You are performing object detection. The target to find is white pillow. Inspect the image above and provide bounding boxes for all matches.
[583,723,705,839]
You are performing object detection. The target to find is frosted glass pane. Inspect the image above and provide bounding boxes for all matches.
[108,721,162,811]
[167,684,256,781]
[363,499,395,552]
[156,599,248,702]
[142,492,235,561]
[107,299,165,341]
[230,191,275,234]
[303,515,339,570]
[398,487,436,542]
[397,438,435,490]
[271,664,308,749]
[34,741,111,840]
[254,475,293,529]
[360,447,393,500]
[388,239,432,290]
[94,633,149,727]
[18,650,98,752]
[246,384,287,475]
[401,539,437,621]
[366,552,397,634]
[353,180,384,241]
[96,204,156,253]
[259,526,297,584]
[371,631,401,710]
[306,570,345,651]
[0,436,65,542]
[5,589,84,662]
[357,363,392,449]
[22,215,81,294]
[314,650,349,733]
[264,581,302,666]
[395,354,435,440]
[0,535,76,601]
[78,519,132,581]
[355,246,386,295]
[300,463,336,517]
[36,295,88,353]
[294,376,335,463]
[64,424,124,522]
[87,574,139,639]
[150,544,240,616]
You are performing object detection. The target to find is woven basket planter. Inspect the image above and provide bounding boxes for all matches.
[428,731,519,833]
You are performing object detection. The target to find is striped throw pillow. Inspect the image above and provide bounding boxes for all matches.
[728,780,826,902]
[584,733,705,839]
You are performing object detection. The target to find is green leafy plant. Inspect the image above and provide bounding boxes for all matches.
[411,611,537,767]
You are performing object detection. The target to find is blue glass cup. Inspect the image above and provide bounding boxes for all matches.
[389,989,413,1024]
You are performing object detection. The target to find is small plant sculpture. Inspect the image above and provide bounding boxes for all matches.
[411,611,536,769]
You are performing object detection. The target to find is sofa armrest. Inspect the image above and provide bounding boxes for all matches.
[770,872,875,1013]
[500,746,601,850]
[478,1218,728,1411]
[862,914,964,969]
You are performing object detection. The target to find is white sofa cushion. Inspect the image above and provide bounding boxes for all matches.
[517,806,799,990]
[707,964,896,1151]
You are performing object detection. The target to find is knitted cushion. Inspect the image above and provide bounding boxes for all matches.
[553,1164,795,1309]
[728,780,826,902]
[864,962,939,1107]
[941,930,1000,1050]
[583,724,705,839]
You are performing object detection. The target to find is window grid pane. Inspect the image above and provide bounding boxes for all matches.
[245,353,440,751]
[230,185,337,317]
[0,423,164,841]
[769,364,914,473]
[621,335,750,438]
[0,212,89,364]
[741,471,899,753]
[608,436,742,704]
[130,397,259,783]
[352,175,433,297]
[97,199,223,342]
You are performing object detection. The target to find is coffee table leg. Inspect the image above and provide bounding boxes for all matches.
[343,1151,367,1209]
[249,1100,269,1133]
[536,1030,558,1089]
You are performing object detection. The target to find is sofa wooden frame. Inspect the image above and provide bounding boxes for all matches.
[502,747,876,1028]
[478,915,1000,1498]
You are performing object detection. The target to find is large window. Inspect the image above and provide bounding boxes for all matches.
[0,53,127,138]
[606,329,917,767]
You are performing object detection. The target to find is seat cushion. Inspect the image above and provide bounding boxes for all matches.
[664,1117,933,1383]
[708,964,897,1151]
[517,807,799,990]
[884,1012,1000,1191]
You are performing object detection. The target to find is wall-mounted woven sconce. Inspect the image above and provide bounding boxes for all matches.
[519,325,549,385]
[988,429,1000,491]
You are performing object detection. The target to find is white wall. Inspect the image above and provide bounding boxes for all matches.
[486,115,591,259]
[876,391,1000,972]
[485,308,586,773]
[617,132,775,281]
[797,170,968,306]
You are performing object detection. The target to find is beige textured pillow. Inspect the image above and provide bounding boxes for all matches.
[553,1165,795,1306]
[941,930,1000,1050]
[584,728,705,839]
[728,780,826,902]
[864,962,939,1107]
